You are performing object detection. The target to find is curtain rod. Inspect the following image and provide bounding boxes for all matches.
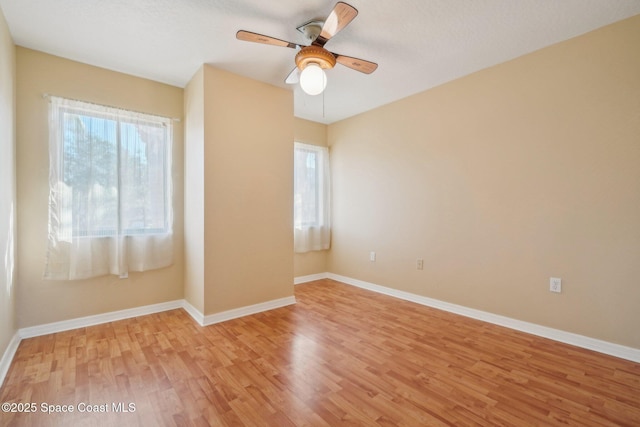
[42,93,181,122]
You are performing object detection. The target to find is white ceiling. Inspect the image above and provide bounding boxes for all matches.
[1,0,639,124]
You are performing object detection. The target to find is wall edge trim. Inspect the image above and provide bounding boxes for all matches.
[6,295,298,384]
[202,296,297,326]
[326,273,640,363]
[294,273,329,285]
[181,300,205,326]
[0,332,21,388]
[18,300,184,339]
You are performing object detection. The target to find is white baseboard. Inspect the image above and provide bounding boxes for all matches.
[202,296,296,326]
[182,300,205,325]
[2,295,298,387]
[181,296,297,326]
[4,271,636,390]
[327,273,640,363]
[0,332,21,387]
[294,273,329,285]
[17,296,298,336]
[19,300,184,339]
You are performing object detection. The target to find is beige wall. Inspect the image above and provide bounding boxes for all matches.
[0,7,17,359]
[190,65,294,315]
[16,48,185,328]
[293,117,329,277]
[327,15,640,348]
[183,67,205,313]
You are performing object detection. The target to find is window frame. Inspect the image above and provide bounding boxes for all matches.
[294,142,328,229]
[51,99,173,239]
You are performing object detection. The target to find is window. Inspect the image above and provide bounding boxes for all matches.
[294,142,330,253]
[44,96,173,280]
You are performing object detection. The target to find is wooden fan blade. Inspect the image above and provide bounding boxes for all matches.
[236,30,299,49]
[334,54,378,74]
[285,67,300,84]
[314,2,358,47]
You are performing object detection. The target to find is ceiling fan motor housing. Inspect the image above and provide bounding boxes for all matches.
[296,20,324,41]
[295,46,336,70]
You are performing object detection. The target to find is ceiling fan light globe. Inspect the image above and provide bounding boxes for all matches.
[300,63,327,96]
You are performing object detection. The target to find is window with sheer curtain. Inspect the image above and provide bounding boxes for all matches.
[294,142,330,253]
[44,96,173,280]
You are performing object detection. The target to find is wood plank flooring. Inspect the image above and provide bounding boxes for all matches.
[1,279,639,426]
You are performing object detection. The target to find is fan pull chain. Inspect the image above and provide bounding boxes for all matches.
[322,70,326,119]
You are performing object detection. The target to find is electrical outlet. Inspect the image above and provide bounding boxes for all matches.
[370,251,376,262]
[550,277,562,293]
[416,259,424,270]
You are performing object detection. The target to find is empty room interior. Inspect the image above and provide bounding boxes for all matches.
[1,1,639,425]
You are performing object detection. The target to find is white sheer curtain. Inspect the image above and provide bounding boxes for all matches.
[44,96,173,280]
[294,142,330,253]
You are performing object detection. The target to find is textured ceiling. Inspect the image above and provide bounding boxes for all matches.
[1,0,639,124]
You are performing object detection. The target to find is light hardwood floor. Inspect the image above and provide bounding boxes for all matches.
[1,279,639,426]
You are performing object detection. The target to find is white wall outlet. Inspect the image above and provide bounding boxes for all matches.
[417,259,424,270]
[550,277,562,293]
[370,251,376,262]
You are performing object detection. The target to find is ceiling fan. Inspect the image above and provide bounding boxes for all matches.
[236,2,378,96]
